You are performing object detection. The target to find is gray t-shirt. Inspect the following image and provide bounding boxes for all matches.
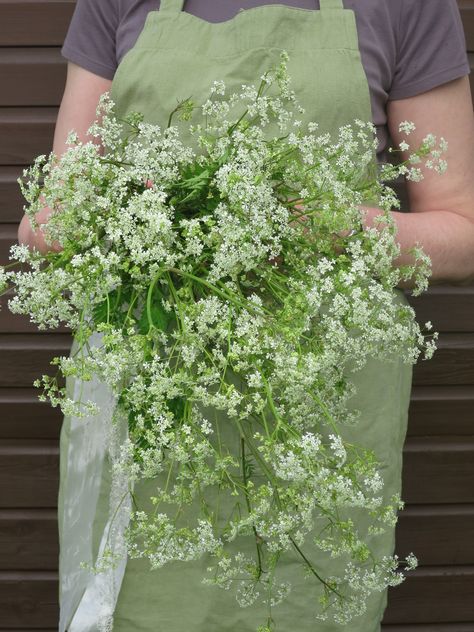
[61,0,470,159]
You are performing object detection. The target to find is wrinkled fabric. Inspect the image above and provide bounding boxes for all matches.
[60,0,471,163]
[58,333,133,632]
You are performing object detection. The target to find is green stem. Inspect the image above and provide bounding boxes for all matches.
[146,270,164,334]
[241,437,264,579]
[288,535,345,600]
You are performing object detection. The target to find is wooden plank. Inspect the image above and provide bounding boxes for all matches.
[412,333,474,386]
[0,567,473,627]
[0,48,66,107]
[395,504,474,566]
[0,385,471,442]
[0,509,58,570]
[0,108,56,165]
[0,389,62,439]
[0,286,465,335]
[0,292,47,334]
[2,384,471,442]
[0,435,472,507]
[0,334,72,387]
[2,504,472,571]
[0,1,470,51]
[0,0,470,51]
[459,0,474,51]
[0,224,17,265]
[1,232,473,338]
[0,332,472,388]
[0,442,59,508]
[383,565,474,623]
[382,624,474,632]
[408,386,474,436]
[0,291,70,333]
[0,166,26,223]
[0,223,45,266]
[406,285,474,333]
[0,1,75,46]
[402,437,474,504]
[0,571,58,628]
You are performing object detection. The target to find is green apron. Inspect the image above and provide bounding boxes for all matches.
[57,0,414,630]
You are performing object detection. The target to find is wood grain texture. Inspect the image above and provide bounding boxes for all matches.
[0,386,472,442]
[0,389,62,439]
[0,48,66,107]
[1,567,473,627]
[0,263,472,335]
[0,436,472,508]
[0,334,72,387]
[0,509,58,570]
[1,504,473,572]
[383,566,474,624]
[460,0,474,51]
[0,291,70,334]
[0,0,471,50]
[1,224,24,264]
[394,504,474,566]
[0,1,75,46]
[381,625,474,632]
[0,108,56,165]
[0,441,59,508]
[406,285,474,333]
[0,385,470,440]
[0,166,25,223]
[412,334,474,386]
[408,386,474,436]
[0,571,58,628]
[402,437,474,504]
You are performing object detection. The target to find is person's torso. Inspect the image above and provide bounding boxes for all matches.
[114,0,398,160]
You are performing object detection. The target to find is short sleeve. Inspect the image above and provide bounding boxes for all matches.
[389,0,470,101]
[60,0,119,80]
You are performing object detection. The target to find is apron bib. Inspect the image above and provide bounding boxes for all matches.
[57,1,414,630]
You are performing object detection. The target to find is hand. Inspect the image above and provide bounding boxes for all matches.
[18,200,63,255]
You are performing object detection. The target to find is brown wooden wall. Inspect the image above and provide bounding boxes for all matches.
[0,1,473,629]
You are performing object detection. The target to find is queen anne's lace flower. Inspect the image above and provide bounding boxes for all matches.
[1,50,443,629]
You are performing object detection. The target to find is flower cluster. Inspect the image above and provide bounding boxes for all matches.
[1,50,446,629]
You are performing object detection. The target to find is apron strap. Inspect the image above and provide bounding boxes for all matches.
[160,0,344,13]
[159,0,185,13]
[319,0,344,9]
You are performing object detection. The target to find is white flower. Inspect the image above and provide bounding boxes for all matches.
[398,120,416,135]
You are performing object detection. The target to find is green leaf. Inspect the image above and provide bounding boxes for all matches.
[167,396,185,423]
[92,298,108,326]
[137,286,173,334]
[92,288,123,327]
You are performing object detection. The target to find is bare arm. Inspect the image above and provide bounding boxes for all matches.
[17,62,112,253]
[363,75,474,287]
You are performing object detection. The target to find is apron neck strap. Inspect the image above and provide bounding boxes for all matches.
[158,0,344,13]
[159,0,185,13]
[319,0,344,9]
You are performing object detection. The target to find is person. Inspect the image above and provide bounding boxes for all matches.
[17,1,474,631]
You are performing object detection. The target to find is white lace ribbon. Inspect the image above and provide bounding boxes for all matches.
[58,332,133,632]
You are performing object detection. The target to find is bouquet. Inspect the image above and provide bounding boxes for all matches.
[0,51,446,629]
